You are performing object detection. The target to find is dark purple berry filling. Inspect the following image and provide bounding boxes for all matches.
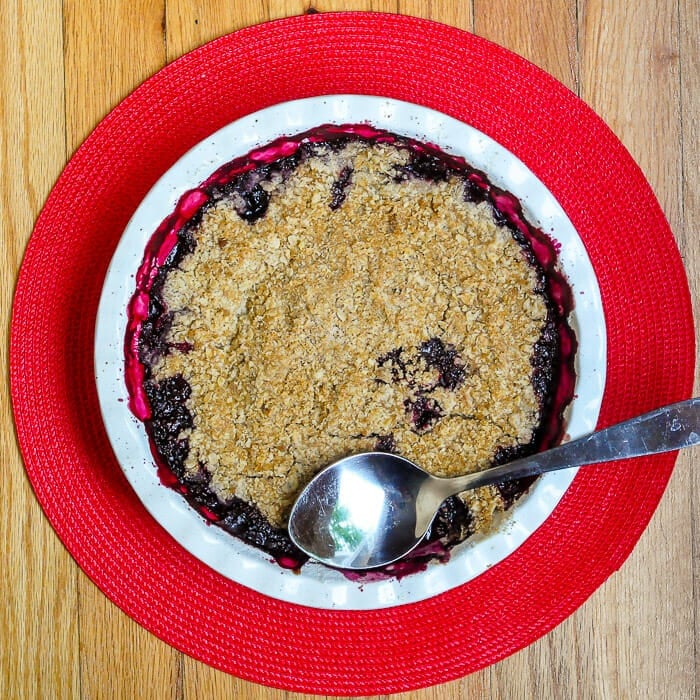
[330,165,353,210]
[419,337,467,391]
[405,395,444,434]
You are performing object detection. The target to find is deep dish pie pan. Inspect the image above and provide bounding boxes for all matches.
[95,94,607,610]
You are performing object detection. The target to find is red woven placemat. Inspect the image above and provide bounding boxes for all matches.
[10,12,694,695]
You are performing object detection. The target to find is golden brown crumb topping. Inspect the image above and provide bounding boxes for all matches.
[152,141,547,529]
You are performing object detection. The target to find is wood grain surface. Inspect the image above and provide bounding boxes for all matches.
[1,1,697,698]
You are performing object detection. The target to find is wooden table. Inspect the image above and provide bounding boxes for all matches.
[2,1,697,698]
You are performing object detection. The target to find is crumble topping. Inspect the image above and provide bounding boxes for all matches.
[150,140,548,531]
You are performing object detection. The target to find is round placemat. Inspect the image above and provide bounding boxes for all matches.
[10,12,694,695]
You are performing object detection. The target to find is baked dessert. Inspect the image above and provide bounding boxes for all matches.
[125,124,576,577]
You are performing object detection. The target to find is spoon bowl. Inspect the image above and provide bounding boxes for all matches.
[288,452,442,569]
[289,398,700,570]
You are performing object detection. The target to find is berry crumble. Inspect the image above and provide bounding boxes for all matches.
[125,124,576,576]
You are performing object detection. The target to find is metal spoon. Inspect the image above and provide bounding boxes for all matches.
[288,398,700,570]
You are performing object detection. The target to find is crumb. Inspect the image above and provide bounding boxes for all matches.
[152,140,548,529]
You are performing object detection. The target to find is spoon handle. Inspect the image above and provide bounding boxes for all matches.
[445,397,700,494]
